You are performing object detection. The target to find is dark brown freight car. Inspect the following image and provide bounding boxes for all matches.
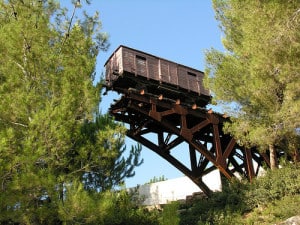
[105,45,211,107]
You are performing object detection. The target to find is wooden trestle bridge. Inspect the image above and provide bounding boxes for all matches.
[104,46,270,196]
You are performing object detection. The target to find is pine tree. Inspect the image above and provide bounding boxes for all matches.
[0,0,142,223]
[205,0,300,168]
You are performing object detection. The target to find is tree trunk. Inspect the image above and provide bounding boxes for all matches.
[269,144,278,169]
[293,148,300,163]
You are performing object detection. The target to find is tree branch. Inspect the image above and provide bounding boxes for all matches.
[0,118,28,128]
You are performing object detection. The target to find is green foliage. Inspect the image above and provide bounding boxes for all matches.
[179,178,248,225]
[58,183,160,225]
[0,0,143,223]
[178,163,300,225]
[58,181,109,225]
[79,115,143,191]
[101,188,160,225]
[147,175,168,184]
[246,162,300,208]
[205,0,300,164]
[244,195,300,225]
[159,201,180,225]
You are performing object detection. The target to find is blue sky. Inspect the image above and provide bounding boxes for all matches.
[69,0,224,187]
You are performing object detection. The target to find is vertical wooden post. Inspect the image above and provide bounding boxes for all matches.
[189,145,197,173]
[245,148,255,181]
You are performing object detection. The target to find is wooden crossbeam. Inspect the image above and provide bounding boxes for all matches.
[109,90,265,195]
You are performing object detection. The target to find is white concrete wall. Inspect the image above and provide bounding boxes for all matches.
[137,170,222,206]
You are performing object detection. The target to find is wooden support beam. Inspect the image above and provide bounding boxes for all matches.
[244,148,255,181]
[109,91,268,194]
[127,131,212,196]
[222,138,236,160]
[189,145,198,173]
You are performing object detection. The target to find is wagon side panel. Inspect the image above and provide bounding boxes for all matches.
[105,47,123,87]
[177,65,189,90]
[187,70,200,94]
[169,63,178,87]
[147,56,159,80]
[197,72,210,96]
[105,59,112,86]
[122,47,135,74]
[159,59,170,83]
[135,54,147,77]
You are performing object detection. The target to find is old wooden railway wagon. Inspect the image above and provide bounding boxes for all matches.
[105,45,211,107]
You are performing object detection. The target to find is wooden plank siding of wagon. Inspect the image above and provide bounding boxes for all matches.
[147,55,159,80]
[187,71,199,95]
[121,46,165,84]
[122,47,135,75]
[104,45,211,105]
[159,59,170,84]
[105,51,118,87]
[177,65,189,91]
[169,61,178,87]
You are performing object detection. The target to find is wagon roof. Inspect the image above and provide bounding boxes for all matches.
[104,45,204,74]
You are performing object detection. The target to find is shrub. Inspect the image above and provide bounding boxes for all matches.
[178,162,300,225]
[246,162,300,208]
[159,201,180,225]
